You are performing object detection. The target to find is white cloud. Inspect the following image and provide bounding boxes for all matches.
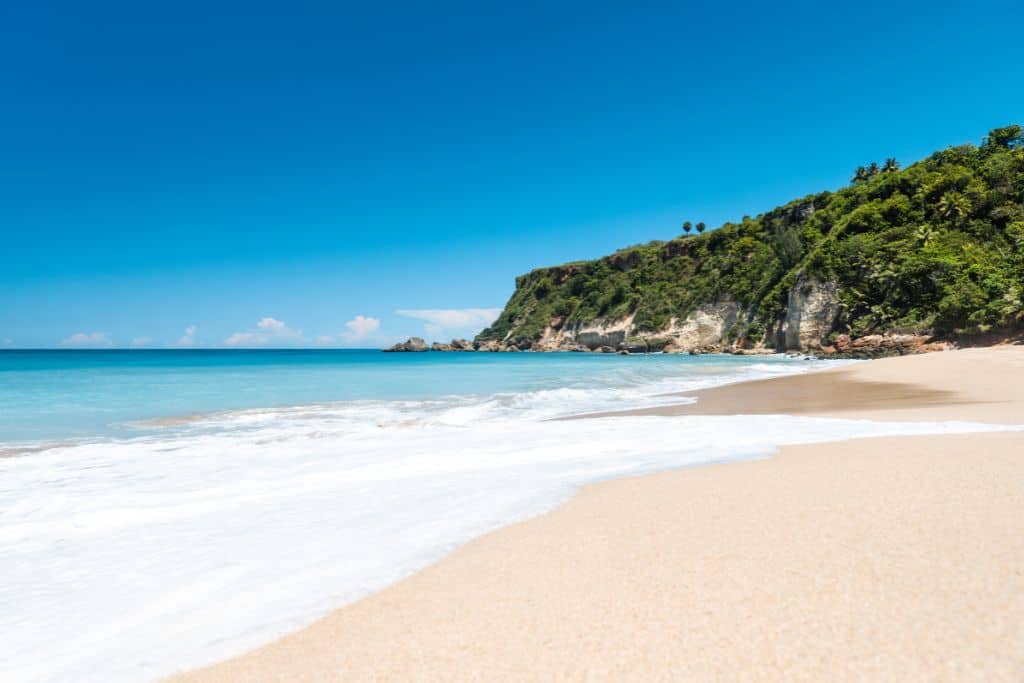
[257,317,285,331]
[176,325,198,347]
[223,318,305,348]
[61,332,113,348]
[130,337,153,348]
[342,315,381,340]
[396,308,501,338]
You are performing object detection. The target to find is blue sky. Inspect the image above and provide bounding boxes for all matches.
[2,0,1022,348]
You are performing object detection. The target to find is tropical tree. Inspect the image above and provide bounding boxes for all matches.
[696,221,706,233]
[867,161,880,177]
[682,221,692,234]
[914,224,937,246]
[852,166,870,183]
[938,191,972,221]
[883,158,900,173]
[983,125,1023,150]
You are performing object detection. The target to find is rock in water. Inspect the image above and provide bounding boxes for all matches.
[384,337,429,352]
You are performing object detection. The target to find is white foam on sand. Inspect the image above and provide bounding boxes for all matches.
[1,364,1018,683]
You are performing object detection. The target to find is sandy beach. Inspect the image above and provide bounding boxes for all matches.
[170,347,1024,682]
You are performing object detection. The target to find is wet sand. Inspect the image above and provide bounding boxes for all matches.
[170,346,1024,682]
[570,346,1017,423]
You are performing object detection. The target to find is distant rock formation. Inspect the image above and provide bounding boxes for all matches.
[384,337,429,352]
[384,337,526,353]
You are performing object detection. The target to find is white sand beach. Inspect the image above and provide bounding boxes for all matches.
[170,346,1024,681]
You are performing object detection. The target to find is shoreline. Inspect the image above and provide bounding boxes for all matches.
[587,345,1019,424]
[170,346,1024,681]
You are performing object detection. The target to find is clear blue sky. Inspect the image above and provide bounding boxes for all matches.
[2,0,1022,348]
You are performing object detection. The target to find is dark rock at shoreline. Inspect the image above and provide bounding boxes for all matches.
[618,340,651,354]
[383,331,962,358]
[822,333,948,357]
[384,337,528,353]
[384,337,429,352]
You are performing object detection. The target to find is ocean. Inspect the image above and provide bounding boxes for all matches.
[0,349,833,445]
[0,350,1008,682]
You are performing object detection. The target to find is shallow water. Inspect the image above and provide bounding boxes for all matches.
[0,349,821,444]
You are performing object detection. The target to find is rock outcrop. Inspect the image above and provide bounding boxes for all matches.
[784,279,840,351]
[475,340,502,352]
[532,315,636,352]
[387,337,524,353]
[824,333,949,357]
[490,301,771,355]
[385,312,949,356]
[384,337,429,352]
[662,302,742,353]
[388,282,953,357]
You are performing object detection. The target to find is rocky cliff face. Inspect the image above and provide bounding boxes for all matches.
[387,285,952,355]
[532,315,635,352]
[663,302,744,353]
[783,279,840,351]
[507,300,767,354]
[467,278,944,356]
[525,305,752,354]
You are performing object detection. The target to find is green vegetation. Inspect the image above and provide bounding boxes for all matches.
[479,126,1024,347]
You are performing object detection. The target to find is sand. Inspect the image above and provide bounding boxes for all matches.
[170,346,1024,682]
[570,345,1021,423]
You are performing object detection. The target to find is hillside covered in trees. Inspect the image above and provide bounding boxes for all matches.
[477,126,1024,354]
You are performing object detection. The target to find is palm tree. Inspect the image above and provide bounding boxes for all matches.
[852,166,869,183]
[883,157,900,173]
[938,191,971,221]
[682,221,692,235]
[914,224,937,246]
[867,161,880,177]
[696,221,706,233]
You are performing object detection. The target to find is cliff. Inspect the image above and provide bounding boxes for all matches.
[475,126,1024,356]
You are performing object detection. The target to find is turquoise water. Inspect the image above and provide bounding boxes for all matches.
[0,349,816,443]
